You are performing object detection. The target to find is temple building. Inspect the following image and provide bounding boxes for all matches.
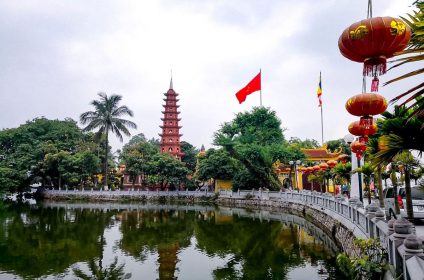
[301,145,343,192]
[301,145,342,162]
[159,78,184,160]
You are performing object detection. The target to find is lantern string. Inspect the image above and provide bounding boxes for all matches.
[367,0,373,18]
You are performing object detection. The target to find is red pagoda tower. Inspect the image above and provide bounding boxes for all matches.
[159,78,183,160]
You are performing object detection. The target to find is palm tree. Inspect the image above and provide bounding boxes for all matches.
[332,162,352,196]
[385,1,424,118]
[355,163,375,205]
[366,137,385,207]
[80,93,137,189]
[394,151,420,221]
[372,106,423,217]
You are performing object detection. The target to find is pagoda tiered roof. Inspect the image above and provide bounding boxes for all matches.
[159,78,183,161]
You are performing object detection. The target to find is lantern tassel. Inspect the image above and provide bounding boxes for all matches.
[371,76,379,92]
[363,56,387,77]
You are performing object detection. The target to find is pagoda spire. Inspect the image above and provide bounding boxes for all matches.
[159,78,183,160]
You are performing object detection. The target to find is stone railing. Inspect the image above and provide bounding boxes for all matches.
[219,189,424,280]
[44,188,215,199]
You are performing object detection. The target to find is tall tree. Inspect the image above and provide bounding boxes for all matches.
[180,141,199,173]
[355,163,375,205]
[80,93,137,189]
[394,151,420,221]
[214,107,288,190]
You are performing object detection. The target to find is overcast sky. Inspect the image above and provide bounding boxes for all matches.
[0,0,419,152]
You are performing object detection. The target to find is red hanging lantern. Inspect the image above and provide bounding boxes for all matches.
[350,140,367,159]
[339,17,411,91]
[313,165,320,172]
[327,160,337,168]
[346,93,387,116]
[319,162,329,170]
[307,166,314,173]
[348,120,378,137]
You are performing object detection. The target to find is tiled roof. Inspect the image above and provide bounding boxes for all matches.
[302,147,342,160]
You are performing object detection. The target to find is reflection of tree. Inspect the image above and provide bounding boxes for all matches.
[73,256,131,280]
[119,209,195,280]
[0,203,114,278]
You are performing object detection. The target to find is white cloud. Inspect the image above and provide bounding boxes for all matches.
[0,0,420,151]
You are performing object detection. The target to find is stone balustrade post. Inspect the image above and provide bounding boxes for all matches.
[349,197,359,221]
[366,203,378,237]
[336,196,344,214]
[354,200,363,227]
[402,234,424,279]
[372,209,385,239]
[390,218,414,277]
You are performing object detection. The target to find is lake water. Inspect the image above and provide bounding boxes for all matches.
[0,201,344,279]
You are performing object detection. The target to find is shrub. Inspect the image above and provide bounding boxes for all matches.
[336,238,388,280]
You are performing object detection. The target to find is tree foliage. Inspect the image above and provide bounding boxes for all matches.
[213,107,303,190]
[180,141,199,173]
[0,118,101,192]
[147,154,190,190]
[196,148,238,182]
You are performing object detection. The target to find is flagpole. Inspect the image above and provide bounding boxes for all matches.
[321,104,324,146]
[319,71,324,145]
[259,68,262,107]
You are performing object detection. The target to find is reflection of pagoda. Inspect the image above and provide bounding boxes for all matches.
[158,242,179,280]
[159,78,184,160]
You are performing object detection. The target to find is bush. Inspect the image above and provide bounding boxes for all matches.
[336,238,388,280]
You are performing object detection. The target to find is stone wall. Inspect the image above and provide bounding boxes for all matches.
[217,197,360,257]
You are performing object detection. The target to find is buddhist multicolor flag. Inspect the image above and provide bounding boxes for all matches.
[317,72,322,107]
[235,72,261,104]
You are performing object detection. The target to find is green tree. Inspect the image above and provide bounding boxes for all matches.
[180,141,199,173]
[147,154,189,190]
[288,137,320,149]
[196,148,239,188]
[120,140,159,188]
[80,93,137,189]
[0,118,98,192]
[366,136,385,207]
[307,173,323,193]
[213,107,287,190]
[355,163,375,205]
[325,138,351,155]
[372,106,424,217]
[394,151,420,221]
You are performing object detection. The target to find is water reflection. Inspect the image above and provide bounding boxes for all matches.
[0,202,344,279]
[0,202,115,279]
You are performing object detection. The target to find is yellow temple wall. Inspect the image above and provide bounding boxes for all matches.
[215,179,233,192]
